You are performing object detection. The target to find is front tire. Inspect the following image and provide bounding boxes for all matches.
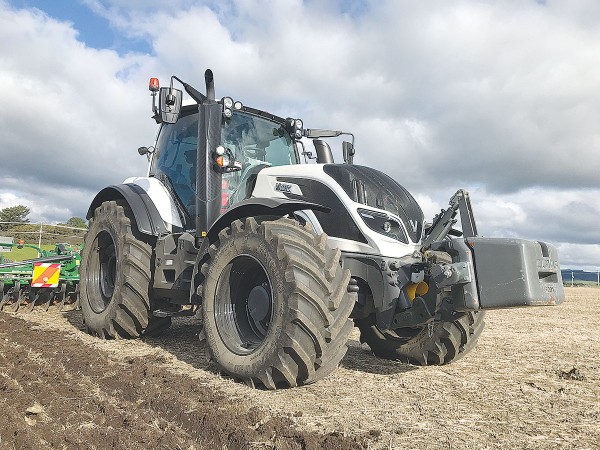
[201,217,355,389]
[356,311,485,365]
[80,201,162,338]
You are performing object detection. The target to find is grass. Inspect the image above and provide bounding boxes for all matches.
[566,280,600,288]
[0,245,56,262]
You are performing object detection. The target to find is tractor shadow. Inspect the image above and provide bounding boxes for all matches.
[341,339,418,375]
[62,309,86,331]
[145,315,418,378]
[61,309,222,372]
[61,311,417,378]
[142,314,221,374]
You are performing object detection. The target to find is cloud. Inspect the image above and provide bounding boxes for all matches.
[556,243,600,273]
[469,187,600,246]
[415,186,600,270]
[1,186,78,224]
[1,0,599,270]
[0,2,156,222]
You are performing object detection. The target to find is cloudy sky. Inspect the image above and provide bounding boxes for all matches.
[0,0,599,270]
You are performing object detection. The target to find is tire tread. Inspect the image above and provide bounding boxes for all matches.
[80,200,171,339]
[357,310,485,365]
[201,217,355,389]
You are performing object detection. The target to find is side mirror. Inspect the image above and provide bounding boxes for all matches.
[159,87,182,124]
[138,146,154,161]
[342,141,355,164]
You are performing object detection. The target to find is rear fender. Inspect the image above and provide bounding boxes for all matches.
[87,184,169,236]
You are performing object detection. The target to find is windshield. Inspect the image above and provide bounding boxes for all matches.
[150,109,298,220]
[221,111,298,208]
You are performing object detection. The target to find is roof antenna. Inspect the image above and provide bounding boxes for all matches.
[205,69,215,100]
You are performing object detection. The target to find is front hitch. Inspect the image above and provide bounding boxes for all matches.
[430,237,565,310]
[421,188,564,311]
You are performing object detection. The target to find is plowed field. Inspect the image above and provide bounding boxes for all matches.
[0,287,598,449]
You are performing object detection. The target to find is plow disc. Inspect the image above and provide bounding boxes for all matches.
[0,283,79,313]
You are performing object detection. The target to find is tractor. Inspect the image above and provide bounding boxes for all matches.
[80,70,565,389]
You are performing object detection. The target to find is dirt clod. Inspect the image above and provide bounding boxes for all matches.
[369,429,382,438]
[558,366,585,381]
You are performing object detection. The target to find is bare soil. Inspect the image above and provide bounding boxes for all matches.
[1,287,598,449]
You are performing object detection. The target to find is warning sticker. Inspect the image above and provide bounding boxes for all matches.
[31,263,61,288]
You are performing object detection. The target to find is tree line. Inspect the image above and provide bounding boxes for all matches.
[0,205,87,231]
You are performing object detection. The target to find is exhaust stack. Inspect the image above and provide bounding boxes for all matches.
[205,69,215,100]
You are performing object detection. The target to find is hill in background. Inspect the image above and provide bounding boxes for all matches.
[561,269,599,287]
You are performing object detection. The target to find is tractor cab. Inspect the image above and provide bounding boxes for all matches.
[148,104,300,225]
[146,73,303,232]
[220,110,299,209]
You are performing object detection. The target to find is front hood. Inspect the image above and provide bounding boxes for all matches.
[323,165,424,243]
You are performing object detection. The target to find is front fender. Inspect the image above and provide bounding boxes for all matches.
[205,197,330,244]
[190,197,330,304]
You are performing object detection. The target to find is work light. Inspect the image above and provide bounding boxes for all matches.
[222,97,234,119]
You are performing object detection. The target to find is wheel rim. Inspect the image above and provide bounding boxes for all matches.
[381,326,428,344]
[214,254,274,355]
[86,230,117,313]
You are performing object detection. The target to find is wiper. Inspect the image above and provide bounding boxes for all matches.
[156,173,193,225]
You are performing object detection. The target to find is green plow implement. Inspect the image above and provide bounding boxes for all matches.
[0,242,82,312]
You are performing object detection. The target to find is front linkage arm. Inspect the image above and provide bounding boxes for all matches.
[421,189,477,250]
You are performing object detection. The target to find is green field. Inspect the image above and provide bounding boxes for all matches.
[567,280,600,288]
[0,245,56,262]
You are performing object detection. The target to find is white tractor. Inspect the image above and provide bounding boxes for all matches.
[80,70,565,389]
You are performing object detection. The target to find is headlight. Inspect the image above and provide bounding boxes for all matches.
[285,117,304,140]
[358,208,408,244]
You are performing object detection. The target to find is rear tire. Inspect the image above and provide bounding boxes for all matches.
[201,217,355,389]
[80,201,167,338]
[356,311,485,365]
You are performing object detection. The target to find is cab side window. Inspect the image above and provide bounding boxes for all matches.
[151,112,198,219]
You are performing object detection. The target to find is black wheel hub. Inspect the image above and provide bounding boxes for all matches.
[214,255,274,355]
[248,285,270,323]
